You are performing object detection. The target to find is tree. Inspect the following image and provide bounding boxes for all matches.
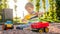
[2,0,8,9]
[39,0,58,22]
[56,0,60,20]
[35,0,40,11]
[27,0,59,22]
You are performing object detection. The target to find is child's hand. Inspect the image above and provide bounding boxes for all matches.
[22,19,28,23]
[39,12,45,15]
[33,12,39,16]
[35,12,39,16]
[34,11,45,16]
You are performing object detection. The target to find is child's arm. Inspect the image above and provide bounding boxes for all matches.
[30,11,45,19]
[34,11,45,18]
[34,11,45,16]
[22,15,31,23]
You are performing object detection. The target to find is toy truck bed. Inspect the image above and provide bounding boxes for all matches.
[31,22,49,29]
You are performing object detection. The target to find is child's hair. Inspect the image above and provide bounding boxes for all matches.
[25,2,34,8]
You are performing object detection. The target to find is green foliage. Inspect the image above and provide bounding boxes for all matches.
[35,0,40,11]
[0,19,2,22]
[30,0,33,2]
[0,0,2,22]
[39,0,60,23]
[13,17,21,23]
[0,0,9,22]
[56,0,60,20]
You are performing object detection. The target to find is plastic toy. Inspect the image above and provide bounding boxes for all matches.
[31,22,49,33]
[2,20,14,30]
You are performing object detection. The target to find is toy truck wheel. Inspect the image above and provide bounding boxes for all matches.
[2,24,6,30]
[44,27,49,33]
[11,26,14,29]
[12,26,14,29]
[39,29,43,33]
[4,25,6,30]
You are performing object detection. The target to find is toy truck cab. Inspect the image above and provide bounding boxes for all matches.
[3,20,14,30]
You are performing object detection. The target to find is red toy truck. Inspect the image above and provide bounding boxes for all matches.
[31,22,49,33]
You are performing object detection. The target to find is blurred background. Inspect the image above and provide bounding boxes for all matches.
[0,0,60,24]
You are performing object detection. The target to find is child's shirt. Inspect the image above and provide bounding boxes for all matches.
[24,14,34,20]
[24,11,37,20]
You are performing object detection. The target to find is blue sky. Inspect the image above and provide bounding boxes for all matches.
[46,0,49,11]
[39,0,49,12]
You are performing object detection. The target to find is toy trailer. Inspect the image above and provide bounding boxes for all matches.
[31,22,49,33]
